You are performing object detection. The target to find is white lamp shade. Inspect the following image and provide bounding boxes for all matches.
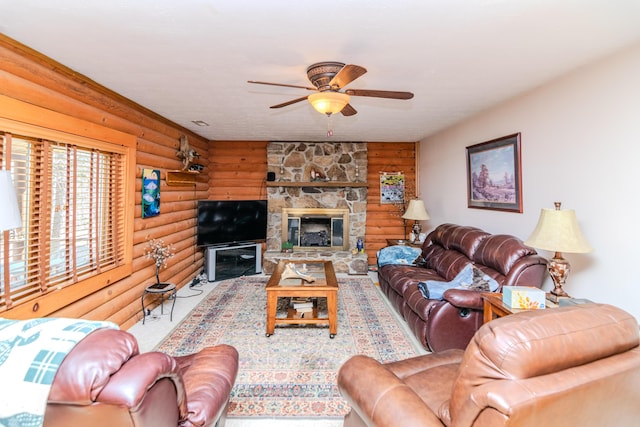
[308,92,350,115]
[402,199,430,221]
[0,170,22,232]
[524,207,592,253]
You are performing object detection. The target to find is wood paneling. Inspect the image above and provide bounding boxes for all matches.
[366,142,417,265]
[208,141,268,201]
[0,34,208,329]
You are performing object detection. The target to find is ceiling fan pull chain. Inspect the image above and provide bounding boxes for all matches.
[327,114,334,137]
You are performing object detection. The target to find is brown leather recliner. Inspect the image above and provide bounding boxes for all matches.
[338,303,640,427]
[44,328,239,427]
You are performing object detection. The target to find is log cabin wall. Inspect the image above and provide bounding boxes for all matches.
[207,141,268,200]
[208,141,417,266]
[0,35,208,329]
[366,142,417,265]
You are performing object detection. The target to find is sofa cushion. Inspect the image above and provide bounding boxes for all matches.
[381,264,442,296]
[431,224,489,260]
[431,250,473,281]
[472,234,536,276]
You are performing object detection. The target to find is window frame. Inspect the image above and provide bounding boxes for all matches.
[0,95,135,318]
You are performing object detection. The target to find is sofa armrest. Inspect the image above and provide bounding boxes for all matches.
[97,352,186,411]
[174,344,239,427]
[442,288,484,310]
[338,355,445,427]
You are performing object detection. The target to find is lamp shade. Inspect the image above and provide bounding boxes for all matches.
[308,92,350,115]
[402,199,430,221]
[0,170,22,231]
[524,204,592,254]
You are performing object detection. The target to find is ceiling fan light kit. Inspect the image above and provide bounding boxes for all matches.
[249,61,414,126]
[308,92,350,115]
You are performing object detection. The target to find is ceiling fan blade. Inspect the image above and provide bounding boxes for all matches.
[328,64,367,89]
[345,89,414,100]
[269,95,310,109]
[248,80,316,91]
[340,104,357,116]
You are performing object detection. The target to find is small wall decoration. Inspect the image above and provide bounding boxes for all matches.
[176,135,200,171]
[380,172,405,204]
[142,168,160,218]
[466,133,522,212]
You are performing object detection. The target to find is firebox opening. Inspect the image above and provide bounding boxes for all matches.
[282,208,349,251]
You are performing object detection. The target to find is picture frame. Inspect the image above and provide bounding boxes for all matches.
[379,172,405,205]
[466,133,522,213]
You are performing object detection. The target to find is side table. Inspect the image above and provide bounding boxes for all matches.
[141,282,177,324]
[482,292,558,324]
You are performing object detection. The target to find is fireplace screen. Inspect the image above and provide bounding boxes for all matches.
[282,208,349,251]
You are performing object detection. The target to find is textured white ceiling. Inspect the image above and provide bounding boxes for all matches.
[1,0,639,142]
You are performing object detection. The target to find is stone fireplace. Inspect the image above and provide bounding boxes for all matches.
[263,142,368,274]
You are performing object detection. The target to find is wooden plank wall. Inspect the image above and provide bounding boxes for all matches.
[0,35,208,329]
[366,142,417,265]
[207,141,268,200]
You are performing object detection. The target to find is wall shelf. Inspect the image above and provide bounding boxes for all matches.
[266,181,367,188]
[166,170,199,186]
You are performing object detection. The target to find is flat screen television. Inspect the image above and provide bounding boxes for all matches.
[196,200,268,247]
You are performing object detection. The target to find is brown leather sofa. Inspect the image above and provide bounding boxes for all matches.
[378,223,547,351]
[338,303,640,427]
[44,328,239,427]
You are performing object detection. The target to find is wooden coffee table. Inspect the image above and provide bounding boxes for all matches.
[265,260,339,338]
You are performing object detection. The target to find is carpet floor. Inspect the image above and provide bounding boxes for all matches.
[156,275,421,418]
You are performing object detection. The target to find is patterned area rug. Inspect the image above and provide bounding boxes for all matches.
[157,275,421,418]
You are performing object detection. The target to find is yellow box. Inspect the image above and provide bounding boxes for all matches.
[502,286,546,309]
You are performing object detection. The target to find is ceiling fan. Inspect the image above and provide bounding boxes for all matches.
[248,61,414,117]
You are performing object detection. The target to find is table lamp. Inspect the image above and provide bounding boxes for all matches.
[524,202,592,302]
[402,199,430,243]
[0,170,22,232]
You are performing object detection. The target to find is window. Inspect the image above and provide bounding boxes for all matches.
[0,97,135,317]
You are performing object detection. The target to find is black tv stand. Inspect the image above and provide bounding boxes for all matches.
[205,242,262,282]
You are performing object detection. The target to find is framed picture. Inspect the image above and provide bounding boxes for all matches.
[380,172,405,204]
[142,168,160,218]
[466,133,522,213]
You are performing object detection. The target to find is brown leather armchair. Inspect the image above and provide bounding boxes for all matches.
[44,328,238,427]
[338,303,640,426]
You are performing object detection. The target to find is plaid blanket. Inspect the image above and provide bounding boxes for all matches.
[0,317,118,427]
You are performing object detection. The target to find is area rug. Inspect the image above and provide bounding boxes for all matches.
[156,275,421,418]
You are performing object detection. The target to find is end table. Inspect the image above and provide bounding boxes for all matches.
[141,282,177,324]
[482,291,559,324]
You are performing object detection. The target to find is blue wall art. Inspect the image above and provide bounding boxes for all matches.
[142,168,160,218]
